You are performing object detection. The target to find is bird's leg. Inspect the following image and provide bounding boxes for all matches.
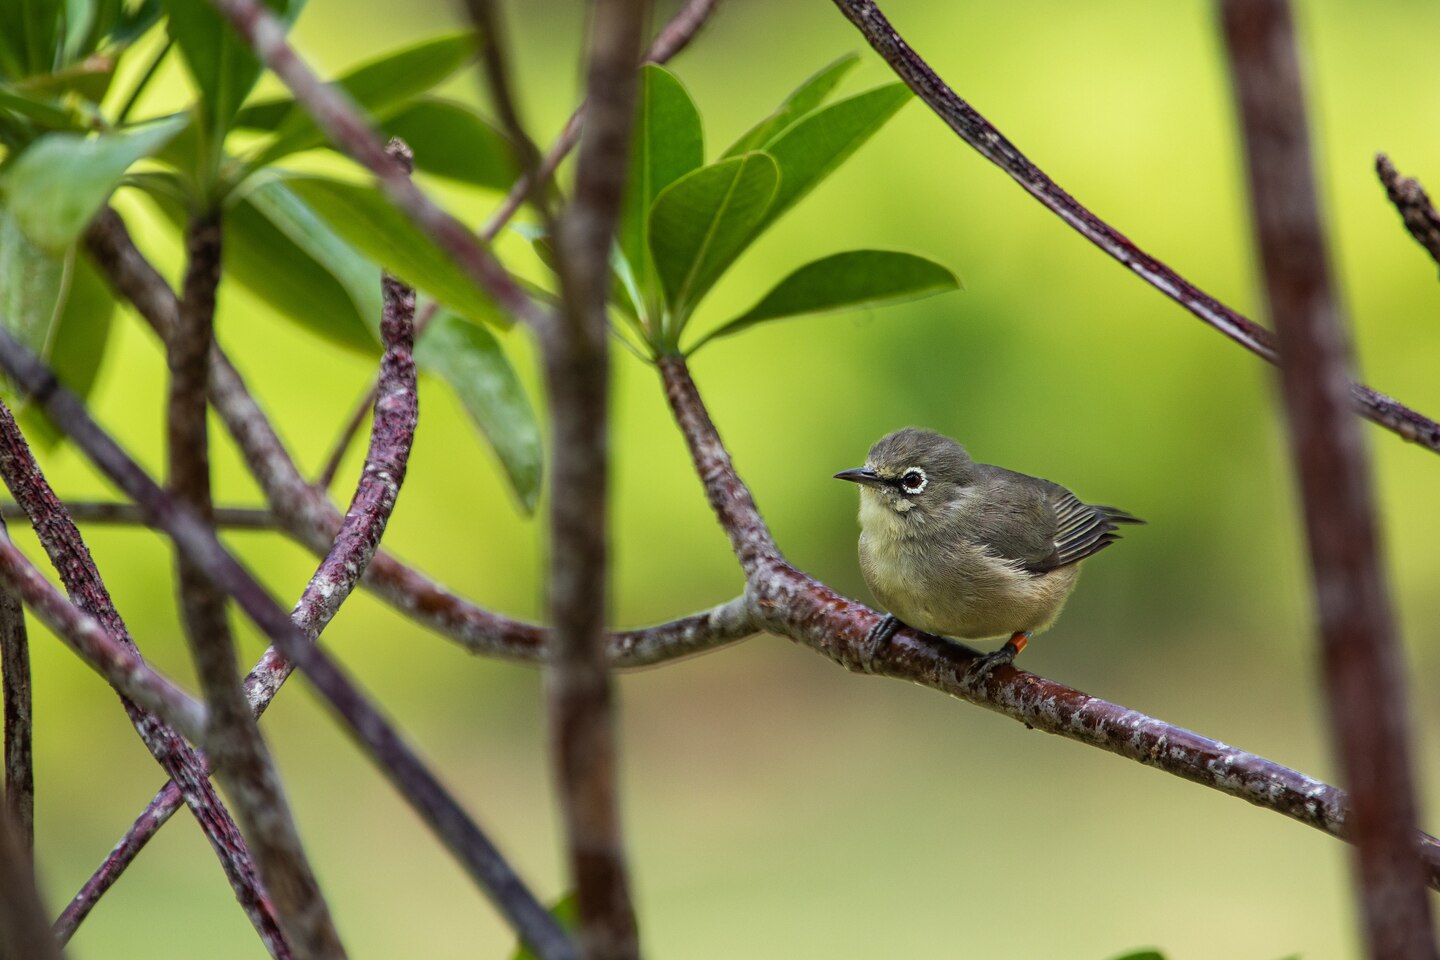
[966,632,1029,682]
[861,614,902,671]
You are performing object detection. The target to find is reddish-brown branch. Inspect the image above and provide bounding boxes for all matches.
[544,1,648,955]
[0,327,574,960]
[170,214,343,959]
[0,525,32,862]
[656,353,1440,892]
[1376,154,1440,271]
[826,0,1440,454]
[0,399,289,957]
[0,501,275,529]
[1220,4,1435,956]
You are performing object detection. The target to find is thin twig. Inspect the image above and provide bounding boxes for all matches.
[1220,4,1436,957]
[0,803,61,960]
[479,0,723,242]
[544,0,649,955]
[0,519,32,863]
[170,213,344,960]
[0,328,576,960]
[205,0,549,331]
[1376,153,1440,271]
[653,355,1440,891]
[0,399,289,957]
[0,501,275,529]
[826,0,1440,455]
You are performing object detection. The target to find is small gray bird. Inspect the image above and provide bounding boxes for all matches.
[835,428,1141,674]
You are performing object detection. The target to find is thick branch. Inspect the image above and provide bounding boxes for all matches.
[1376,154,1440,271]
[545,1,648,956]
[655,355,1440,892]
[1221,4,1435,957]
[0,329,575,960]
[826,0,1440,454]
[0,803,61,960]
[0,522,32,862]
[169,214,342,960]
[0,399,288,956]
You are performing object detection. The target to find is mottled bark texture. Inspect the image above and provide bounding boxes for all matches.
[545,0,649,956]
[1376,154,1440,271]
[169,215,344,960]
[0,397,288,957]
[0,525,31,864]
[826,0,1440,454]
[0,501,275,529]
[1220,3,1436,958]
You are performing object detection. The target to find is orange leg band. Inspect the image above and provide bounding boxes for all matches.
[1008,632,1029,655]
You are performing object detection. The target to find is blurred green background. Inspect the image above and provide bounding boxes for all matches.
[16,0,1440,956]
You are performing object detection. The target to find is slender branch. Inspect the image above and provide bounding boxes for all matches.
[0,328,576,960]
[204,0,549,331]
[654,355,1440,891]
[0,501,275,529]
[0,804,61,960]
[169,213,343,960]
[0,532,207,743]
[544,1,649,955]
[1376,154,1440,270]
[0,519,32,862]
[479,0,723,242]
[826,0,1440,455]
[0,399,289,957]
[312,381,374,491]
[1220,5,1435,957]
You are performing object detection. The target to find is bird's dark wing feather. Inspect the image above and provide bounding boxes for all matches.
[1036,492,1144,572]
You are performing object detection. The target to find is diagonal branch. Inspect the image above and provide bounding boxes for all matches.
[654,355,1440,892]
[168,212,342,959]
[1376,153,1440,271]
[0,328,575,960]
[826,0,1440,455]
[1221,4,1435,956]
[0,399,290,957]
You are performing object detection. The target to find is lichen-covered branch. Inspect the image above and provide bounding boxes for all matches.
[0,328,574,960]
[0,524,31,864]
[1376,153,1440,271]
[656,352,1440,893]
[0,397,289,957]
[1220,3,1436,956]
[826,0,1440,454]
[169,214,343,960]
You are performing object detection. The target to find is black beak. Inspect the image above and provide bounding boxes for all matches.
[833,467,886,488]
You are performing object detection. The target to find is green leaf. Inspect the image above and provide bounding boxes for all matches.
[1107,952,1166,960]
[691,249,958,351]
[163,0,296,156]
[414,311,541,512]
[380,97,517,190]
[647,152,778,325]
[240,31,478,167]
[0,0,63,79]
[723,52,859,158]
[0,211,114,444]
[141,173,382,353]
[618,63,702,320]
[0,82,84,129]
[282,174,505,329]
[0,114,185,252]
[510,894,577,960]
[760,82,911,230]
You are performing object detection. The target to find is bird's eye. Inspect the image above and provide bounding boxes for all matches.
[900,468,927,493]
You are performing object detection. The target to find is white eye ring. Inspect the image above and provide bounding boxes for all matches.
[899,467,927,494]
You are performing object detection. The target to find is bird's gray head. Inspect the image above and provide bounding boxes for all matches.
[834,428,976,523]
